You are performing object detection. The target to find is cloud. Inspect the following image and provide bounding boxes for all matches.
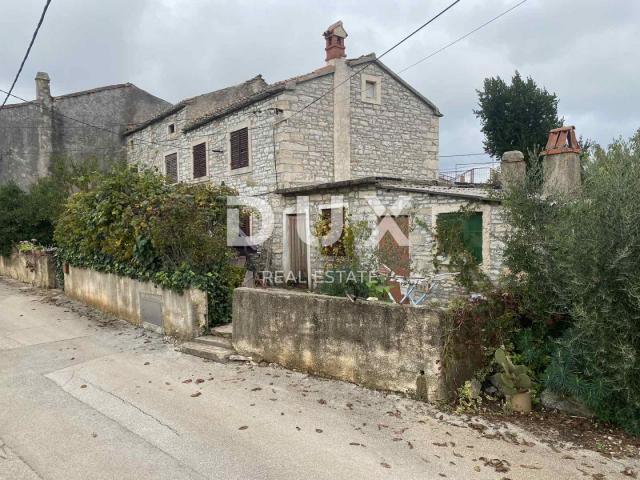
[2,0,638,169]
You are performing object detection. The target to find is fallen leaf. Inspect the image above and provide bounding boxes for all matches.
[195,379,204,384]
[144,362,150,365]
[315,428,323,433]
[80,384,87,389]
[238,426,249,430]
[318,399,327,405]
[380,462,391,469]
[182,379,192,384]
[190,392,201,397]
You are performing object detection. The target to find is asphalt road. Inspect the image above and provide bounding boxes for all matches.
[0,277,634,479]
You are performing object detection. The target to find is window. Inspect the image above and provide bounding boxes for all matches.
[436,212,483,264]
[230,127,249,170]
[361,74,381,104]
[365,80,377,99]
[164,153,178,183]
[168,123,176,134]
[319,208,345,256]
[192,142,207,178]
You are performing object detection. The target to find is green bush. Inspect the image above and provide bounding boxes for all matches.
[54,165,244,325]
[0,177,68,256]
[501,130,640,434]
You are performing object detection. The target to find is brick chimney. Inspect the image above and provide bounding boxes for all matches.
[542,126,581,196]
[323,21,347,63]
[35,72,52,106]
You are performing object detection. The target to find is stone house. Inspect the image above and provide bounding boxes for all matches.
[0,73,170,189]
[126,21,507,296]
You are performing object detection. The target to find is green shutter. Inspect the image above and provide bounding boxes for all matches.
[463,213,483,264]
[436,212,483,264]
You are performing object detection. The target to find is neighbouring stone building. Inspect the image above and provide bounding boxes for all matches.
[0,73,170,189]
[126,21,509,299]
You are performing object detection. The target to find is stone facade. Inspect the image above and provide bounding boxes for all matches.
[278,180,504,299]
[125,23,506,302]
[0,73,170,189]
[349,61,439,181]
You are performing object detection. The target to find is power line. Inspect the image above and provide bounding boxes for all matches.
[397,0,529,74]
[281,0,463,124]
[0,0,53,111]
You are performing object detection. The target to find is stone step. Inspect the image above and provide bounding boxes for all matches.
[178,342,235,363]
[193,335,233,350]
[210,323,232,339]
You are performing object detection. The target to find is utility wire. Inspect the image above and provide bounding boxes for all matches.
[0,0,53,111]
[280,0,463,124]
[397,0,529,74]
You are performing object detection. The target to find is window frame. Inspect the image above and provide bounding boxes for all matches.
[360,74,382,105]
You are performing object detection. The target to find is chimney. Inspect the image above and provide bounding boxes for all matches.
[541,126,581,196]
[323,21,347,63]
[35,72,52,106]
[500,150,526,190]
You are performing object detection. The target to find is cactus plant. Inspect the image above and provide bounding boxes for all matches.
[492,348,532,396]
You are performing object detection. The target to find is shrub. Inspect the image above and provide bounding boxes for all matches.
[501,130,640,434]
[55,166,244,325]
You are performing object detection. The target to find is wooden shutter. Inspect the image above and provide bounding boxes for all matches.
[321,208,345,256]
[192,142,207,178]
[239,212,251,237]
[230,128,249,170]
[164,153,178,183]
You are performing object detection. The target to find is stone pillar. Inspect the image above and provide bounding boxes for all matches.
[500,150,526,190]
[542,126,581,197]
[331,58,351,181]
[35,72,53,179]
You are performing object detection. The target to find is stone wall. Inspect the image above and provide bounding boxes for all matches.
[349,62,439,181]
[232,287,447,401]
[277,183,505,300]
[0,76,169,189]
[0,250,57,289]
[64,266,207,339]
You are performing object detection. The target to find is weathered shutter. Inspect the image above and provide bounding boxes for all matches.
[464,213,483,264]
[239,212,251,237]
[192,142,207,178]
[230,128,249,169]
[437,212,483,264]
[164,153,178,183]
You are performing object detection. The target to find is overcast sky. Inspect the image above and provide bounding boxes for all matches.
[2,0,639,170]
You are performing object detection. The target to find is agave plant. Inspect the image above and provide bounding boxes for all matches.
[492,348,532,396]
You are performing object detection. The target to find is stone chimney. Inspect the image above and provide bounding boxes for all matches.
[324,21,351,181]
[35,72,52,106]
[500,150,526,190]
[542,126,581,196]
[323,21,347,63]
